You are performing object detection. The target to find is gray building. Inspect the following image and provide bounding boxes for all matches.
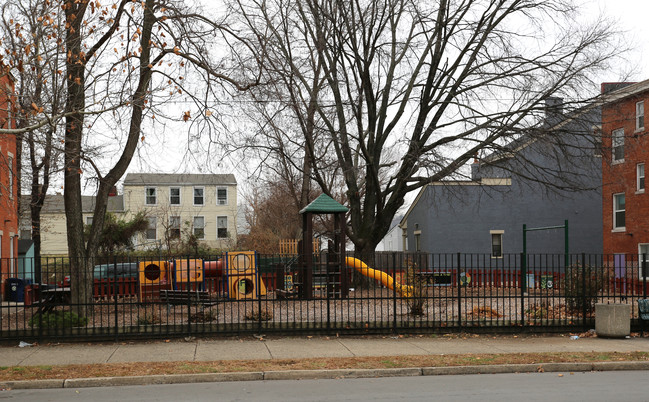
[400,100,602,256]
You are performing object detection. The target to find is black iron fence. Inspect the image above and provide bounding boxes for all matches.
[1,252,647,342]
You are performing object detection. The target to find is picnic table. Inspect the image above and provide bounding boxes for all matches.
[35,287,71,314]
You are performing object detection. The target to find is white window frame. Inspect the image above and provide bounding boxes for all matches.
[490,230,504,258]
[613,193,625,231]
[217,216,228,239]
[169,187,181,205]
[146,216,157,240]
[637,163,645,193]
[145,187,157,205]
[193,216,205,239]
[217,187,228,205]
[612,128,624,163]
[168,215,181,239]
[193,186,204,206]
[639,244,649,279]
[637,101,645,132]
[7,153,13,199]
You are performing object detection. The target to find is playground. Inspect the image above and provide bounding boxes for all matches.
[3,197,649,340]
[2,247,648,341]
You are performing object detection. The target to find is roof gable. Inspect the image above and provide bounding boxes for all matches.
[123,173,236,186]
[300,194,348,214]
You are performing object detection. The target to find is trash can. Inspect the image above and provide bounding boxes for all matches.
[7,278,25,302]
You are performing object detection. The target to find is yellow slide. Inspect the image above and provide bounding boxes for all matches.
[345,257,412,297]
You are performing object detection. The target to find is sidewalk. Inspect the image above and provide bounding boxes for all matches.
[2,334,649,389]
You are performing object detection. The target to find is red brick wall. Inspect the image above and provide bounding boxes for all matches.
[602,88,649,256]
[0,73,18,294]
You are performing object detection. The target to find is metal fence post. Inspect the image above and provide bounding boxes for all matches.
[257,252,263,334]
[640,253,647,299]
[186,256,191,337]
[520,253,525,327]
[393,252,398,333]
[582,253,587,331]
[457,253,462,328]
[114,256,119,342]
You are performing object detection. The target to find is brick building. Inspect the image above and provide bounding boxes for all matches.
[0,69,18,297]
[601,81,649,268]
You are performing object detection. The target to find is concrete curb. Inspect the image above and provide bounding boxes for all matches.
[1,379,64,390]
[264,367,422,381]
[63,372,263,388]
[3,361,649,390]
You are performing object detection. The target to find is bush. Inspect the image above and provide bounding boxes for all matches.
[136,311,161,326]
[189,309,218,323]
[29,311,88,328]
[402,259,428,316]
[564,263,604,314]
[244,308,273,321]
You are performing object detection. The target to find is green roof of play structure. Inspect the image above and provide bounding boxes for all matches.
[300,194,348,214]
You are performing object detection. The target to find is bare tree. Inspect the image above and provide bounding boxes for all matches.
[0,0,262,309]
[229,0,624,254]
[1,0,66,280]
[59,0,260,308]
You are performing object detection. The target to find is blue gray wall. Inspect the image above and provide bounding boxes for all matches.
[402,106,602,255]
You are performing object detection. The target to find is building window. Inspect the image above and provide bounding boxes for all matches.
[169,187,181,205]
[217,187,228,205]
[8,155,13,199]
[638,163,645,192]
[193,187,204,206]
[168,216,181,239]
[640,244,649,278]
[490,230,504,258]
[613,193,625,230]
[637,101,645,131]
[146,217,157,240]
[413,230,421,252]
[145,187,157,205]
[20,229,31,239]
[86,217,93,226]
[612,128,624,162]
[217,216,228,238]
[193,216,205,239]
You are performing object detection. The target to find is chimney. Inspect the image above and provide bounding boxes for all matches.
[544,97,564,123]
[471,158,481,181]
[601,82,636,94]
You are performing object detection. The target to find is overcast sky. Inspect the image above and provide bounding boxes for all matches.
[91,0,649,199]
[596,0,649,81]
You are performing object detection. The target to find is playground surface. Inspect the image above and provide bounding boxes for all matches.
[2,333,649,389]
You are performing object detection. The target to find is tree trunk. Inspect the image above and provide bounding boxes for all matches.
[64,1,92,313]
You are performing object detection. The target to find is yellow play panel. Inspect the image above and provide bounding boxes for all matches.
[225,252,266,300]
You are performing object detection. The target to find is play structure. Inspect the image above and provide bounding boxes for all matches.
[344,257,412,297]
[223,251,267,300]
[92,196,410,302]
[132,251,270,302]
[272,194,411,300]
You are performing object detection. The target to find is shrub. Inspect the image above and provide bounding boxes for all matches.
[189,309,218,323]
[402,259,428,316]
[29,311,88,328]
[564,263,604,314]
[244,308,273,321]
[136,311,161,326]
